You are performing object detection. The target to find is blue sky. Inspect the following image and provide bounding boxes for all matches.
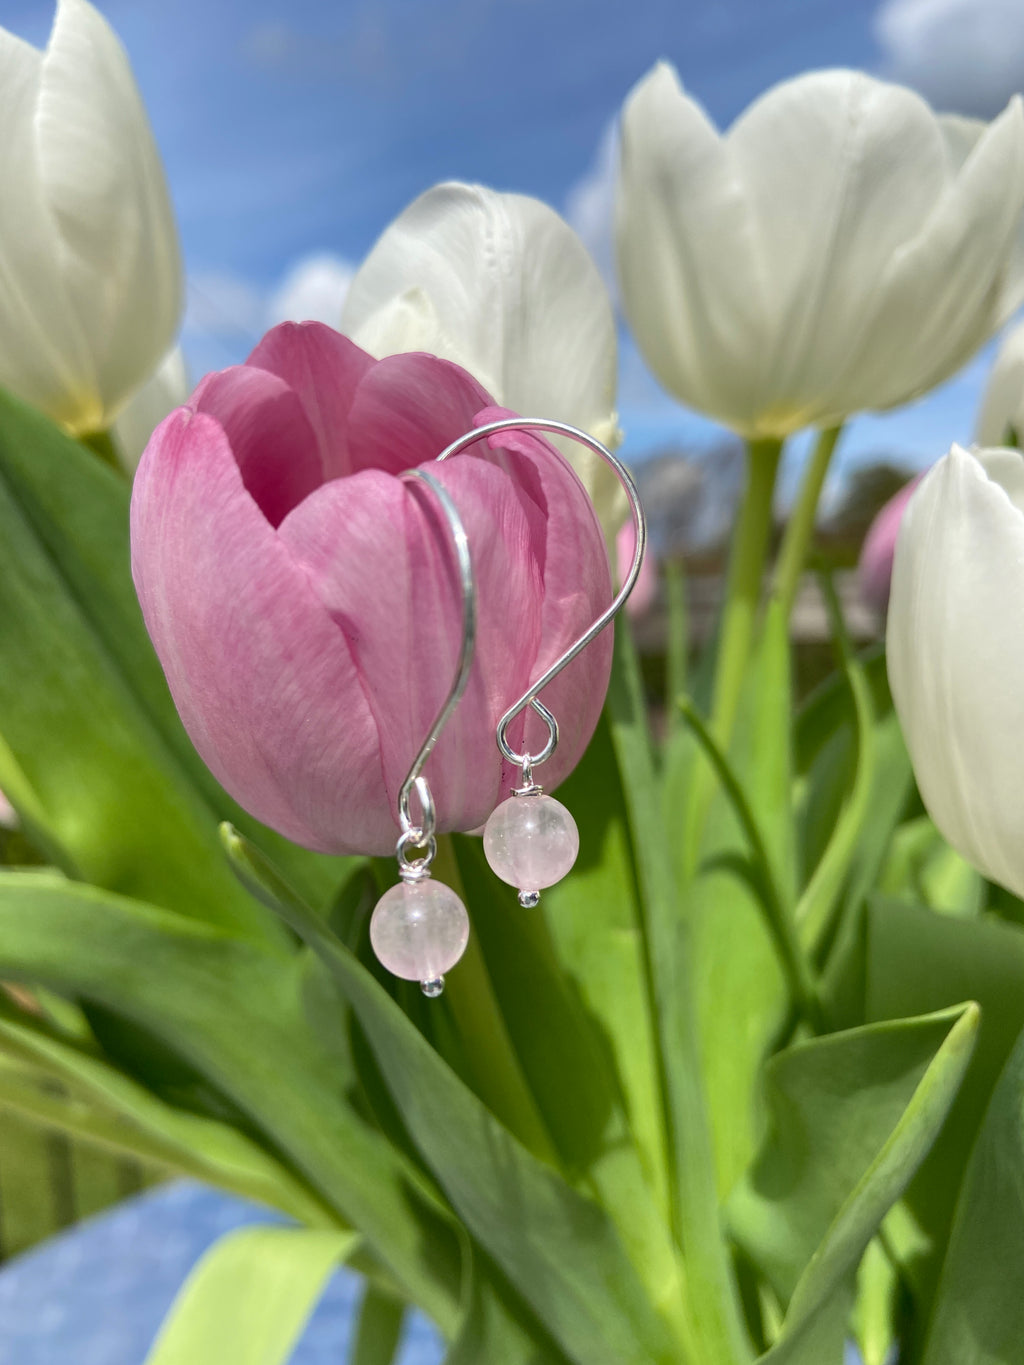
[6,0,1024,489]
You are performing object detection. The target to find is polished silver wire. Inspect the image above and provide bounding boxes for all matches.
[394,468,476,873]
[435,417,646,771]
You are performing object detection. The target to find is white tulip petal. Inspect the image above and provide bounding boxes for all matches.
[36,0,182,426]
[855,97,1024,409]
[616,62,769,431]
[349,286,491,389]
[937,113,986,171]
[888,443,1024,899]
[616,64,1024,436]
[112,345,188,472]
[343,182,622,528]
[729,71,948,428]
[977,321,1024,445]
[0,25,94,424]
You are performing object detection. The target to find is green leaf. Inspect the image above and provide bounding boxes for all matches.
[0,1006,333,1229]
[852,1239,901,1365]
[866,899,1024,1314]
[734,1006,977,1361]
[226,826,687,1365]
[731,1005,976,1302]
[685,604,795,1202]
[350,1284,405,1365]
[879,817,984,919]
[443,1258,570,1365]
[794,607,877,955]
[144,1225,357,1365]
[0,871,464,1334]
[605,626,752,1365]
[0,385,347,923]
[922,1023,1024,1365]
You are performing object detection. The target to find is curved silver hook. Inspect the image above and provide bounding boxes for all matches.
[435,417,646,771]
[395,468,477,852]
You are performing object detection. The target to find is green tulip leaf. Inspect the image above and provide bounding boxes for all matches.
[606,625,751,1365]
[0,871,464,1335]
[731,1004,976,1316]
[225,824,687,1365]
[735,1003,976,1365]
[865,897,1024,1307]
[922,1023,1024,1365]
[681,601,795,1204]
[0,386,348,923]
[0,1004,333,1229]
[442,1257,571,1365]
[144,1225,357,1365]
[350,1284,406,1365]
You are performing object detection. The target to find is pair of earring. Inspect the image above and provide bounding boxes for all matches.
[369,418,646,999]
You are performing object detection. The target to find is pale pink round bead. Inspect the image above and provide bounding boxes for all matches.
[483,794,579,900]
[369,879,469,985]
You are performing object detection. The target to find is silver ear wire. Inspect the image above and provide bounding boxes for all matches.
[434,416,646,784]
[394,467,477,876]
[368,467,476,997]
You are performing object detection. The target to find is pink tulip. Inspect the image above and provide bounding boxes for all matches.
[616,520,657,618]
[857,474,924,615]
[130,322,612,856]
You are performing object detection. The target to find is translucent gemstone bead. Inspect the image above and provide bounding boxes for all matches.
[483,793,579,896]
[369,879,469,984]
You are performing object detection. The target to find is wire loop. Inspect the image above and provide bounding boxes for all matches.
[435,418,646,772]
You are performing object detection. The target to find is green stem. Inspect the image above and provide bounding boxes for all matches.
[663,560,689,745]
[709,438,783,746]
[773,425,842,619]
[681,440,783,879]
[432,837,558,1165]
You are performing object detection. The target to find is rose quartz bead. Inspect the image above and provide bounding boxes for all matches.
[483,794,579,902]
[369,879,469,987]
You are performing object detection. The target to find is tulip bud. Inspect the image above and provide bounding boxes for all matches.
[130,323,613,857]
[341,182,624,534]
[616,63,1024,438]
[887,443,1024,899]
[976,321,1024,448]
[0,0,182,436]
[857,475,922,615]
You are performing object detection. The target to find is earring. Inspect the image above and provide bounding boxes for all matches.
[435,418,647,907]
[369,468,476,998]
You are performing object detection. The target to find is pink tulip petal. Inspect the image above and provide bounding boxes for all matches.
[346,352,495,475]
[278,456,546,831]
[468,406,614,795]
[191,365,323,527]
[617,521,658,618]
[246,321,375,481]
[858,473,924,614]
[131,407,389,854]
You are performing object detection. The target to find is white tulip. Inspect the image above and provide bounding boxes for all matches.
[888,442,1024,899]
[976,320,1024,446]
[112,346,188,472]
[0,0,182,435]
[341,182,624,531]
[616,63,1024,438]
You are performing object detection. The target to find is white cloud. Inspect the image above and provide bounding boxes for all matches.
[875,0,1024,116]
[266,252,354,327]
[185,271,265,341]
[181,252,357,377]
[564,120,619,303]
